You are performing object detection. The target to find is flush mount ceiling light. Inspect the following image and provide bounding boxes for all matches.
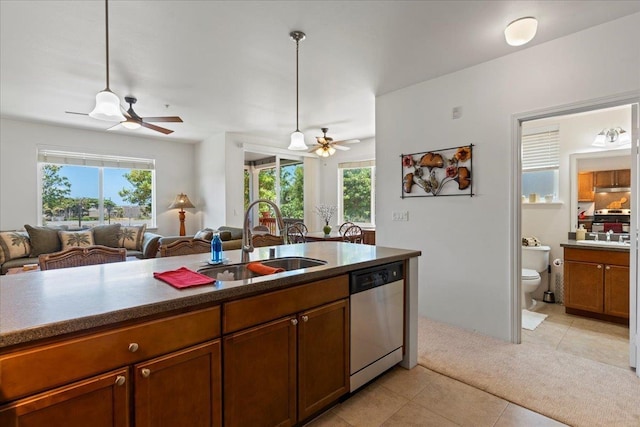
[287,31,308,151]
[88,0,125,122]
[593,127,631,147]
[504,17,538,46]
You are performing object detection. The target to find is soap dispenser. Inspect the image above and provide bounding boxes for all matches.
[576,224,586,241]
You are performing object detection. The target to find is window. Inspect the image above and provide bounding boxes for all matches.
[521,125,560,200]
[38,149,155,228]
[338,160,375,226]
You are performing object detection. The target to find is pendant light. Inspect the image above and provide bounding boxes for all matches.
[288,31,308,151]
[89,0,125,122]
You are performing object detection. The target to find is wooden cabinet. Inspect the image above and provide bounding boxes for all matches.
[0,306,222,426]
[362,229,376,245]
[564,247,629,322]
[594,169,631,188]
[223,276,350,426]
[577,172,594,201]
[0,368,130,427]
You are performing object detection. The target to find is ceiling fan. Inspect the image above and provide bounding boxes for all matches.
[309,128,360,157]
[67,96,183,135]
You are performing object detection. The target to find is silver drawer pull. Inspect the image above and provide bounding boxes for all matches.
[605,266,610,270]
[128,343,139,352]
[291,318,298,326]
[141,368,151,378]
[115,375,126,386]
[597,265,602,269]
[301,315,309,322]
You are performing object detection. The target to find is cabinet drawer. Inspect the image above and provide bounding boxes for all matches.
[223,275,349,333]
[564,248,629,266]
[0,306,220,402]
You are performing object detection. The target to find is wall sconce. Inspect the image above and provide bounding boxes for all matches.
[168,193,195,236]
[593,127,631,147]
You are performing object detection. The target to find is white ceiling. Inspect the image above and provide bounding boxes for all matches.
[2,1,639,147]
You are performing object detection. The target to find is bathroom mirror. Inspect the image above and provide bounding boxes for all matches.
[569,148,632,232]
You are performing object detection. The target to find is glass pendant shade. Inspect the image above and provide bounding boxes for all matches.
[504,17,538,46]
[288,130,307,150]
[328,146,336,155]
[89,90,126,121]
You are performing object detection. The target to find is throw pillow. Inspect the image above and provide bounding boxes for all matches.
[218,231,232,241]
[0,231,31,264]
[92,224,121,248]
[58,230,95,250]
[194,228,214,241]
[118,224,146,251]
[217,226,243,241]
[24,224,62,256]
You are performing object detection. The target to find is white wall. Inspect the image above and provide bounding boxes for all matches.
[0,118,196,236]
[195,131,228,230]
[521,107,632,302]
[376,13,640,340]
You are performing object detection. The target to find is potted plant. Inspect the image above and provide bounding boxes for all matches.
[316,205,337,236]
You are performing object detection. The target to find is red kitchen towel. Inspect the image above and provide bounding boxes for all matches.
[153,267,215,289]
[603,223,623,233]
[247,262,285,276]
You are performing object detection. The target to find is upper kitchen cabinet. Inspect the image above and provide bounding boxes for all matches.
[594,169,631,188]
[578,172,594,201]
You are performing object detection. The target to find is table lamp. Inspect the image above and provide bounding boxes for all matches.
[168,193,195,236]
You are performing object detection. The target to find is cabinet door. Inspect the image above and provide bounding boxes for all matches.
[604,265,630,318]
[224,317,297,427]
[0,368,129,427]
[564,260,604,313]
[577,172,594,201]
[615,169,631,187]
[298,299,350,421]
[134,341,222,427]
[594,171,615,187]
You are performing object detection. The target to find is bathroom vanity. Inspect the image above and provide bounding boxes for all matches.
[561,240,629,324]
[0,242,420,426]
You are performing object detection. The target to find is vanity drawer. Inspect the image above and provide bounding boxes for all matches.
[0,306,220,402]
[223,275,349,333]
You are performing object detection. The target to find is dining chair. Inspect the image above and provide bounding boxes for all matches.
[342,225,363,244]
[339,222,355,235]
[160,238,211,257]
[39,245,127,270]
[292,222,308,234]
[287,224,307,244]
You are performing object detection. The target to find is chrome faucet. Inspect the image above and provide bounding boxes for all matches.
[589,232,599,241]
[241,199,287,263]
[606,230,613,242]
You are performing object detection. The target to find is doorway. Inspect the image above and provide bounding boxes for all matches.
[511,92,640,374]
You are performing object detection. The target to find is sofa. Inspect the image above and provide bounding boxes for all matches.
[158,226,244,255]
[0,224,162,274]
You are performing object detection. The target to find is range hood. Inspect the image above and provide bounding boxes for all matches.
[594,187,631,193]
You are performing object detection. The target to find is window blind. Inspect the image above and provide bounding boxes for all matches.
[38,149,155,170]
[521,128,559,171]
[338,160,375,169]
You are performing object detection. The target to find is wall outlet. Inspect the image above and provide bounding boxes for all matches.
[392,211,409,221]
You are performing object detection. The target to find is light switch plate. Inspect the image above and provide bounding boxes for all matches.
[392,211,409,221]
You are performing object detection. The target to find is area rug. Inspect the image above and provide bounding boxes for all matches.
[521,309,547,330]
[417,317,640,427]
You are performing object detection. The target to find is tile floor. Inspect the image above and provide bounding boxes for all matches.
[305,303,629,427]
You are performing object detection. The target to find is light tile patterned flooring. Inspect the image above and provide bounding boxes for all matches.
[306,303,629,427]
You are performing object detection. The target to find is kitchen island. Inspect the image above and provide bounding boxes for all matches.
[0,242,420,426]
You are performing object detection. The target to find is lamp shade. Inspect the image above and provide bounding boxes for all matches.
[504,17,538,46]
[168,193,195,210]
[288,130,308,150]
[89,89,126,121]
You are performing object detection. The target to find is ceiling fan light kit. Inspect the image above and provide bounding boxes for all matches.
[288,30,309,151]
[89,0,125,122]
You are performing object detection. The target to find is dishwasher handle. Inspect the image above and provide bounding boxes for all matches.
[349,261,403,294]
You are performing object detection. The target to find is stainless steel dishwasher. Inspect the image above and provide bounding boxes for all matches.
[350,261,404,392]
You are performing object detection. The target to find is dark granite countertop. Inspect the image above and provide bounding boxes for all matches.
[0,242,421,349]
[561,239,631,252]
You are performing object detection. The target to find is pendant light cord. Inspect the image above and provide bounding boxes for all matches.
[295,37,299,132]
[104,0,110,90]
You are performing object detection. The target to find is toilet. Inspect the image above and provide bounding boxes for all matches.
[522,245,550,310]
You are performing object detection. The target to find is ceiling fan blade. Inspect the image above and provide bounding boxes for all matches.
[141,121,173,135]
[333,144,350,151]
[65,111,88,116]
[316,137,327,144]
[106,123,121,131]
[141,116,183,123]
[333,138,361,144]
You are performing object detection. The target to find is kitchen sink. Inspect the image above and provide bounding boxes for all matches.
[575,240,630,247]
[197,256,327,281]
